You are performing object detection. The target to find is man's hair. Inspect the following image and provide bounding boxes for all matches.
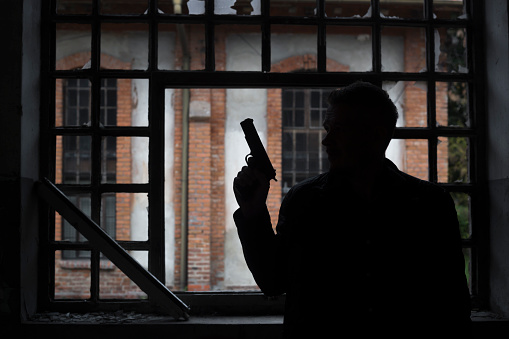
[327,81,399,141]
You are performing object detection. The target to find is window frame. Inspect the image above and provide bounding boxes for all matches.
[40,0,488,313]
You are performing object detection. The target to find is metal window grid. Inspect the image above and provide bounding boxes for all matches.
[40,0,488,312]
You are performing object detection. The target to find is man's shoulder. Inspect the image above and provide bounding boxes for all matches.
[282,173,328,204]
[288,173,328,193]
[389,166,449,201]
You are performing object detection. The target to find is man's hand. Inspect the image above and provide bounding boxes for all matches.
[233,166,270,220]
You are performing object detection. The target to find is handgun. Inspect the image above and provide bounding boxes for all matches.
[240,118,277,183]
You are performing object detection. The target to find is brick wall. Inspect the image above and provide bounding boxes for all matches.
[54,52,141,299]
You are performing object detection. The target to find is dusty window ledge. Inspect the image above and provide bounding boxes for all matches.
[20,311,509,339]
[26,310,507,324]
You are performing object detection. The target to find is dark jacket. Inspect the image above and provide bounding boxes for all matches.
[234,159,471,337]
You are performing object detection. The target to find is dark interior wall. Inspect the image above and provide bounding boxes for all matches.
[485,0,509,318]
[0,0,24,324]
[20,0,41,321]
[0,0,40,323]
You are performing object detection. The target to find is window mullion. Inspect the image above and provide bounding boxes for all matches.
[205,0,215,71]
[317,0,326,72]
[147,77,166,282]
[89,0,102,301]
[371,0,382,74]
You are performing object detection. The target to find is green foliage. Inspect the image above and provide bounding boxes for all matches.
[444,28,470,285]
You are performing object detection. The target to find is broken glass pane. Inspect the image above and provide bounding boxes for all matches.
[436,27,468,73]
[436,81,469,127]
[188,0,206,15]
[434,0,466,20]
[326,26,372,72]
[56,24,91,71]
[325,0,371,18]
[380,0,424,19]
[382,26,426,72]
[214,0,260,15]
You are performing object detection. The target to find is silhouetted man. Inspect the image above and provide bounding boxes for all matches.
[233,81,471,338]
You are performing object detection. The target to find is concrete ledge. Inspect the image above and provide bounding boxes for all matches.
[16,311,509,339]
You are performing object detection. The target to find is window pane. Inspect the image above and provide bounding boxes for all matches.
[101,24,149,70]
[382,27,426,73]
[56,135,92,185]
[159,24,205,71]
[436,27,468,73]
[100,0,148,15]
[295,132,307,171]
[159,0,193,15]
[56,24,91,70]
[99,252,148,299]
[55,250,91,300]
[56,78,93,127]
[384,81,427,127]
[57,0,92,14]
[56,194,92,243]
[308,133,320,173]
[326,26,372,72]
[271,0,315,17]
[436,82,469,127]
[101,194,117,238]
[325,0,371,18]
[100,79,148,127]
[272,25,317,72]
[434,0,466,20]
[295,110,305,127]
[450,192,471,240]
[110,193,149,242]
[388,139,428,181]
[222,25,261,72]
[438,137,469,183]
[101,137,149,184]
[380,0,424,19]
[463,248,472,293]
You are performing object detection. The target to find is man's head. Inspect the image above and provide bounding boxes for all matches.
[322,81,398,172]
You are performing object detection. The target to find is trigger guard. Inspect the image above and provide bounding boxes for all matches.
[245,154,253,165]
